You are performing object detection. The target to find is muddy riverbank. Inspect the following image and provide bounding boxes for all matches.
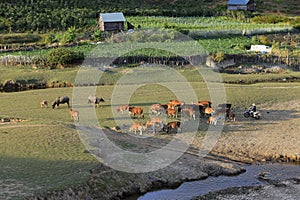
[32,144,246,199]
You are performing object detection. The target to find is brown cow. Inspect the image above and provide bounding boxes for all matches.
[181,107,196,120]
[116,104,130,114]
[145,117,164,133]
[128,106,144,118]
[207,116,217,125]
[160,103,174,110]
[166,121,181,134]
[150,104,166,116]
[204,107,215,117]
[207,114,225,125]
[167,108,177,118]
[192,101,212,117]
[40,100,48,108]
[70,109,79,122]
[129,122,145,135]
[197,100,212,107]
[169,99,185,107]
[227,112,236,121]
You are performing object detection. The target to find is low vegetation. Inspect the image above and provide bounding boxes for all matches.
[1,79,300,198]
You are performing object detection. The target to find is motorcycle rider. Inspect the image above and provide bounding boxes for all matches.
[248,103,257,117]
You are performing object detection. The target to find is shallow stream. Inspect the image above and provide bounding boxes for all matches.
[130,163,300,200]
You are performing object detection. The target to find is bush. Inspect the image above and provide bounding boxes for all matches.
[258,35,271,45]
[61,27,77,44]
[46,48,84,69]
[44,33,58,45]
[211,51,225,63]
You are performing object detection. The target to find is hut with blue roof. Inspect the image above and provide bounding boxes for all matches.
[98,12,126,32]
[228,0,256,11]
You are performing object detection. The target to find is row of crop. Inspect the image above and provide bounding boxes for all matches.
[1,0,299,33]
[127,16,294,32]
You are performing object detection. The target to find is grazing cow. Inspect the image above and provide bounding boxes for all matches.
[128,106,144,118]
[204,107,215,117]
[192,101,212,117]
[197,100,212,107]
[145,117,164,133]
[88,95,105,107]
[40,100,48,108]
[207,114,225,125]
[228,112,236,121]
[167,108,177,118]
[52,96,70,109]
[116,104,130,114]
[166,121,181,134]
[129,122,145,135]
[207,116,217,125]
[169,99,185,108]
[69,109,79,122]
[150,104,166,116]
[181,107,196,120]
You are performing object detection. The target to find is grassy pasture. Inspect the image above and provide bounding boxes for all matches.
[1,67,300,198]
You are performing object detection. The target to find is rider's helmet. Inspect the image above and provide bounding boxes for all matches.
[252,103,255,106]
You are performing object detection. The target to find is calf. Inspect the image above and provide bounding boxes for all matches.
[128,106,144,118]
[116,104,129,114]
[40,100,48,108]
[70,109,79,122]
[88,95,105,107]
[150,104,165,116]
[207,114,225,125]
[145,117,164,133]
[129,122,145,135]
[167,108,177,118]
[227,112,236,121]
[204,107,215,117]
[166,121,181,134]
[181,107,196,120]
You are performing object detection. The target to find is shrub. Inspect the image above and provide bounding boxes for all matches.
[61,27,77,44]
[258,35,271,45]
[212,51,225,63]
[44,33,58,45]
[46,48,84,69]
[92,29,105,42]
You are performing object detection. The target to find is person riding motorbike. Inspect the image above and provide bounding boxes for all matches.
[248,103,257,117]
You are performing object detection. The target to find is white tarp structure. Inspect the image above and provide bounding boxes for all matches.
[250,45,272,54]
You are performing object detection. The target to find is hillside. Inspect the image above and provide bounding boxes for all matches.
[0,0,299,33]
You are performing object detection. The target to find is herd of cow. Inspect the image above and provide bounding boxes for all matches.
[39,95,235,135]
[117,99,236,135]
[39,95,105,122]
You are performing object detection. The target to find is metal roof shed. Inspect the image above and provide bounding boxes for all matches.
[228,0,255,11]
[98,12,126,31]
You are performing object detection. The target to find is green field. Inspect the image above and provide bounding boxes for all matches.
[1,71,300,198]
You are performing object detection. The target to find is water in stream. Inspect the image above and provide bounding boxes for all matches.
[136,163,300,200]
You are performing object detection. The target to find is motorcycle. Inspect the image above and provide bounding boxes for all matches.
[243,109,261,120]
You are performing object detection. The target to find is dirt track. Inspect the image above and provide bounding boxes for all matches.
[209,100,300,164]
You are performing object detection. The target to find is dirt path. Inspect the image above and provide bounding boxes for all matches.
[209,100,300,164]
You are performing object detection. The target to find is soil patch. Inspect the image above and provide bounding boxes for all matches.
[209,100,300,164]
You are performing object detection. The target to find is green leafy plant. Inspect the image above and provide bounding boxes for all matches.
[61,26,77,44]
[46,48,84,69]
